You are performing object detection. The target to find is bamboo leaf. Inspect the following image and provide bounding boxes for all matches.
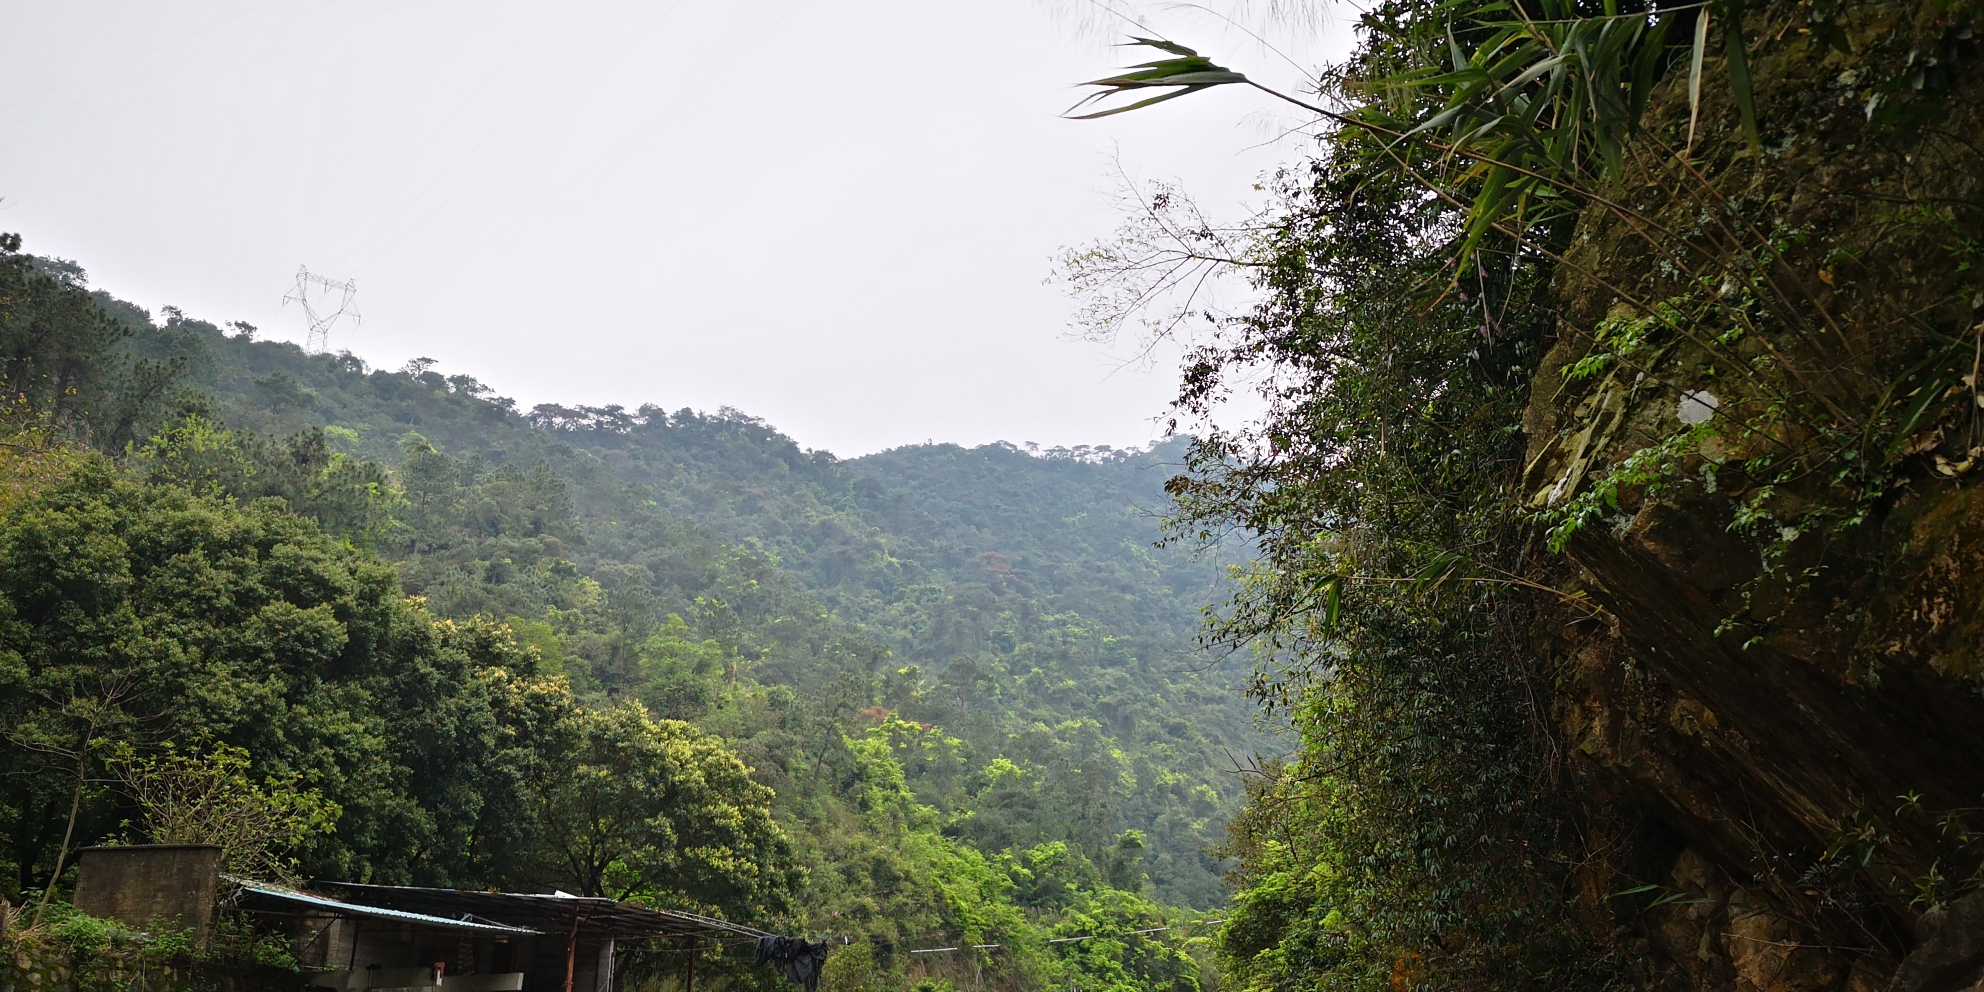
[1067,87,1213,120]
[1688,7,1709,153]
[1139,71,1250,86]
[1066,5,1725,273]
[1722,0,1761,149]
[1598,129,1623,179]
[1067,37,1249,120]
[1648,890,1714,908]
[1628,11,1673,129]
[1890,373,1964,451]
[1126,37,1205,59]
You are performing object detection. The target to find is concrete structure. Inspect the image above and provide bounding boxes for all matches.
[71,845,223,941]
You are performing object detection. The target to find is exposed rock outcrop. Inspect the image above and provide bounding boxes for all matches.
[1521,2,1984,988]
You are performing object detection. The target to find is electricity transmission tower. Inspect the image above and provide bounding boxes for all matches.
[281,266,360,353]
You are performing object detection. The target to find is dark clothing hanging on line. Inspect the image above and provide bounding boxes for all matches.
[755,935,831,992]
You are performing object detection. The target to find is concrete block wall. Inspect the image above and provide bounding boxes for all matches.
[70,847,221,943]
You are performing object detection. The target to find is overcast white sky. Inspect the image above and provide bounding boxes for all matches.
[1,1,1353,456]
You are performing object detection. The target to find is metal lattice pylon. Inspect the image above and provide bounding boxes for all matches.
[281,265,360,353]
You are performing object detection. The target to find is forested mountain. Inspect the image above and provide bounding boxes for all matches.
[115,286,1257,908]
[13,3,1981,992]
[0,243,1258,992]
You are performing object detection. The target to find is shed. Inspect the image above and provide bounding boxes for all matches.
[235,883,539,991]
[310,883,774,992]
[69,850,779,992]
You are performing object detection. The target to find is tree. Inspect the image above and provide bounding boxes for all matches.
[0,237,183,450]
[11,682,138,926]
[136,409,402,545]
[530,701,798,920]
[0,457,567,896]
[113,741,339,883]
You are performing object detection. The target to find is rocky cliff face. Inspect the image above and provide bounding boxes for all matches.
[1519,3,1984,989]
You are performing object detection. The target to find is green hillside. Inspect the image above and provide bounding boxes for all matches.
[2,246,1260,992]
[109,294,1260,906]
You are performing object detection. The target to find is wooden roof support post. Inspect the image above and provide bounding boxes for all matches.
[563,914,581,992]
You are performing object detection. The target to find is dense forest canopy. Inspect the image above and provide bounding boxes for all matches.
[0,235,1256,992]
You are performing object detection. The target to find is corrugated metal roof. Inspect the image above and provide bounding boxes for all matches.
[235,884,541,935]
[310,883,774,941]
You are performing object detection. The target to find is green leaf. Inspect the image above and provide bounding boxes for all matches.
[1649,890,1714,908]
[1688,7,1709,151]
[1721,0,1761,149]
[1461,164,1519,259]
[1068,88,1211,120]
[1066,37,1249,120]
[1125,36,1204,59]
[1890,373,1963,452]
[1628,11,1673,129]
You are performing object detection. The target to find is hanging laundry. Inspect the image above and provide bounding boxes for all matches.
[754,935,831,992]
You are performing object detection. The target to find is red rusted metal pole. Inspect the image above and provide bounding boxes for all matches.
[562,913,581,992]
